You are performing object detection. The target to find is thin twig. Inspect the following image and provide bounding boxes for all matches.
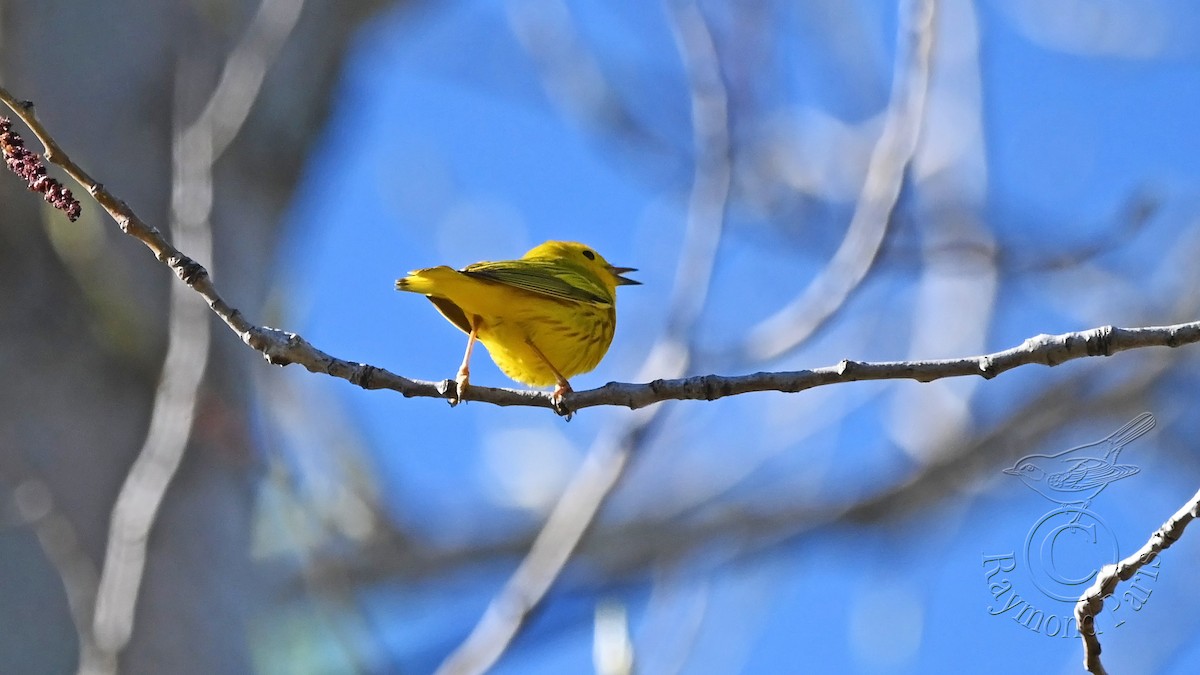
[1075,485,1200,675]
[435,1,732,672]
[8,86,1200,415]
[726,0,937,363]
[307,346,1171,591]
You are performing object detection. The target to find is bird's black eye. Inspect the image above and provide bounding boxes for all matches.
[582,250,596,261]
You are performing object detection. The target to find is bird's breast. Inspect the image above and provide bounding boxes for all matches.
[477,302,616,385]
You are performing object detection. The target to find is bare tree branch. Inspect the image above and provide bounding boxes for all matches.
[8,79,1200,422]
[1075,484,1200,675]
[4,90,1200,424]
[305,341,1172,593]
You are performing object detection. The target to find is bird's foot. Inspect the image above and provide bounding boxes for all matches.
[550,381,574,420]
[449,370,470,406]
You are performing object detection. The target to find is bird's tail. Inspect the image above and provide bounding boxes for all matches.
[1103,411,1156,461]
[394,266,460,294]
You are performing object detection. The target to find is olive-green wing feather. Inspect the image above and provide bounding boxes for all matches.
[461,260,612,305]
[427,296,473,334]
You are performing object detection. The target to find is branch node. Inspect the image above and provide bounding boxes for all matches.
[1024,334,1050,352]
[265,350,293,366]
[435,379,457,400]
[253,330,297,366]
[1089,325,1116,357]
[243,325,267,350]
[174,257,208,286]
[349,365,377,389]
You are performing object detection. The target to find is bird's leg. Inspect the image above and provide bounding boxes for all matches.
[453,321,480,405]
[524,337,573,414]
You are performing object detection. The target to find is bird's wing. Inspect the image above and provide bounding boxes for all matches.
[1049,458,1140,490]
[461,260,611,305]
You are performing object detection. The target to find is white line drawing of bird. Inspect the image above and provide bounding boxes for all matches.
[1004,412,1154,509]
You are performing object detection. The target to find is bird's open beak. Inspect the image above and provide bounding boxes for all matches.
[1002,467,1019,476]
[609,265,641,286]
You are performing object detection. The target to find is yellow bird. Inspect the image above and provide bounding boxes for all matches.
[395,241,639,405]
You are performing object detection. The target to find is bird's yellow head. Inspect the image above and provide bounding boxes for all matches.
[521,241,640,296]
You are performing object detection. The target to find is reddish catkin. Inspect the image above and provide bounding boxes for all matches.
[0,116,82,221]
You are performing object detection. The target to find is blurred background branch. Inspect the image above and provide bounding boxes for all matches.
[725,0,936,365]
[86,0,304,671]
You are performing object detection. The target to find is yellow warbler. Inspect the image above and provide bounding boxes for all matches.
[395,241,639,404]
